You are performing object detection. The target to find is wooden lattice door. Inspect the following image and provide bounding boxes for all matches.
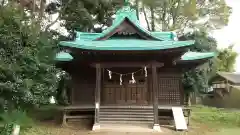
[103,76,148,105]
[125,77,148,104]
[158,76,181,105]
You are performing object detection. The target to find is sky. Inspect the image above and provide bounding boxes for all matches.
[213,0,240,72]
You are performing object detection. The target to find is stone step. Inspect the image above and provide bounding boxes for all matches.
[100,117,154,121]
[100,106,153,109]
[100,114,154,118]
[99,124,154,132]
[100,107,154,124]
[100,109,153,112]
[100,111,153,115]
[100,120,153,124]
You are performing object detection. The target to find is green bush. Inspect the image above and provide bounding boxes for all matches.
[0,110,34,135]
[0,124,14,135]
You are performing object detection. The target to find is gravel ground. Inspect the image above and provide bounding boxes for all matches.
[22,121,221,135]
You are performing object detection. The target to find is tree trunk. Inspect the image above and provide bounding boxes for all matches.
[143,5,151,31]
[187,93,191,106]
[32,0,36,18]
[185,92,191,106]
[39,0,46,21]
[135,0,139,20]
[162,5,166,31]
[150,6,155,31]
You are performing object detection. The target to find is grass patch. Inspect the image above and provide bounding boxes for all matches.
[19,105,240,135]
[191,105,240,128]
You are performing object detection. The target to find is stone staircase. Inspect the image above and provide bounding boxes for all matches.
[99,106,154,124]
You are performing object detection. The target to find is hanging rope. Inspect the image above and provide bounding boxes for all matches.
[106,65,149,76]
[106,65,149,85]
[106,68,144,76]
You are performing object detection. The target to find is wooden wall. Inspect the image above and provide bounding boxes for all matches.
[158,73,183,105]
[70,67,96,105]
[69,67,184,106]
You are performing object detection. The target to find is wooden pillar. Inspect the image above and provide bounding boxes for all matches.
[152,62,161,132]
[93,64,101,130]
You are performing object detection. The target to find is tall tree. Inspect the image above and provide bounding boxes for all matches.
[0,2,59,110]
[140,0,158,31]
[140,0,231,32]
[45,0,122,33]
[217,45,238,72]
[135,0,139,20]
[142,4,151,31]
[180,30,218,104]
[150,5,155,31]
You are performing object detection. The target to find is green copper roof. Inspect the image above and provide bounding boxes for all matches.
[56,2,215,64]
[76,32,100,41]
[181,52,216,61]
[60,40,195,51]
[151,32,177,41]
[55,52,73,61]
[76,31,176,41]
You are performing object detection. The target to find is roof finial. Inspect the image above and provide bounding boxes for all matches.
[124,0,130,6]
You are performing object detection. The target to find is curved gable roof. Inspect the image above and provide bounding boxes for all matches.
[91,6,172,41]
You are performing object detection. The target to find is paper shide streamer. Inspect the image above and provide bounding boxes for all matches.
[131,73,136,84]
[120,74,123,85]
[108,70,112,79]
[144,66,147,77]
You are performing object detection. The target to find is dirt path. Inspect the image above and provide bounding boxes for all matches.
[22,121,237,135]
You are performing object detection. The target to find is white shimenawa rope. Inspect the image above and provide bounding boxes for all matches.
[106,65,149,85]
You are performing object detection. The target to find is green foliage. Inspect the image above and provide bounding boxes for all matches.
[0,110,34,135]
[0,110,33,128]
[180,31,218,93]
[59,0,122,32]
[0,124,13,135]
[0,3,59,110]
[217,46,238,72]
[140,0,231,31]
[45,0,231,33]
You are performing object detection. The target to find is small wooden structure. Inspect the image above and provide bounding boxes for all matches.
[211,72,240,97]
[55,0,215,131]
[204,72,240,108]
